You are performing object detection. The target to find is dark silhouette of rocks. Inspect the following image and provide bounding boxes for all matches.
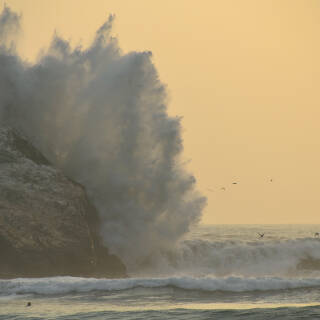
[0,127,126,278]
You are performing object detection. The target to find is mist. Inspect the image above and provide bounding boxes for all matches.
[0,6,206,272]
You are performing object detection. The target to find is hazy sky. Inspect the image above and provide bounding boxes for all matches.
[4,0,320,224]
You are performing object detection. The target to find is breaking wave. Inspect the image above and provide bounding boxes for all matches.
[0,6,206,272]
[1,275,320,296]
[139,237,320,277]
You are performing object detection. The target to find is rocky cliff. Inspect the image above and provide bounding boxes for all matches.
[0,127,126,278]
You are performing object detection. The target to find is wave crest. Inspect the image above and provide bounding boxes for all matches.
[2,276,320,296]
[136,237,320,277]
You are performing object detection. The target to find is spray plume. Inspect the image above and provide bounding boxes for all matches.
[0,7,206,272]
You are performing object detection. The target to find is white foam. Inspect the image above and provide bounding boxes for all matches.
[1,275,320,295]
[139,237,320,277]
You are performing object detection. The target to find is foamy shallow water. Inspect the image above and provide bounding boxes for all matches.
[2,224,320,319]
[1,298,320,320]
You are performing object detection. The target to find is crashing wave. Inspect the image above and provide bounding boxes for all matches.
[0,6,206,272]
[133,237,320,277]
[2,276,320,295]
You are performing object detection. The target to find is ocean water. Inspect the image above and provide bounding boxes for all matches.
[2,224,320,319]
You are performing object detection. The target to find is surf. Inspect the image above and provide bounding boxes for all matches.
[2,275,320,296]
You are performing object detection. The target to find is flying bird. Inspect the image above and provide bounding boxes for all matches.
[258,233,264,238]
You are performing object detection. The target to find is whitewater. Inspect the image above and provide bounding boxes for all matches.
[2,225,320,319]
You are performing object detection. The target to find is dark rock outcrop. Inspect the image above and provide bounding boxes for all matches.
[0,127,126,278]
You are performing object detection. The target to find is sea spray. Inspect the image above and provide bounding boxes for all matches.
[0,5,20,49]
[0,7,206,272]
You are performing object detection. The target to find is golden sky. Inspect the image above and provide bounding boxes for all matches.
[4,0,320,224]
